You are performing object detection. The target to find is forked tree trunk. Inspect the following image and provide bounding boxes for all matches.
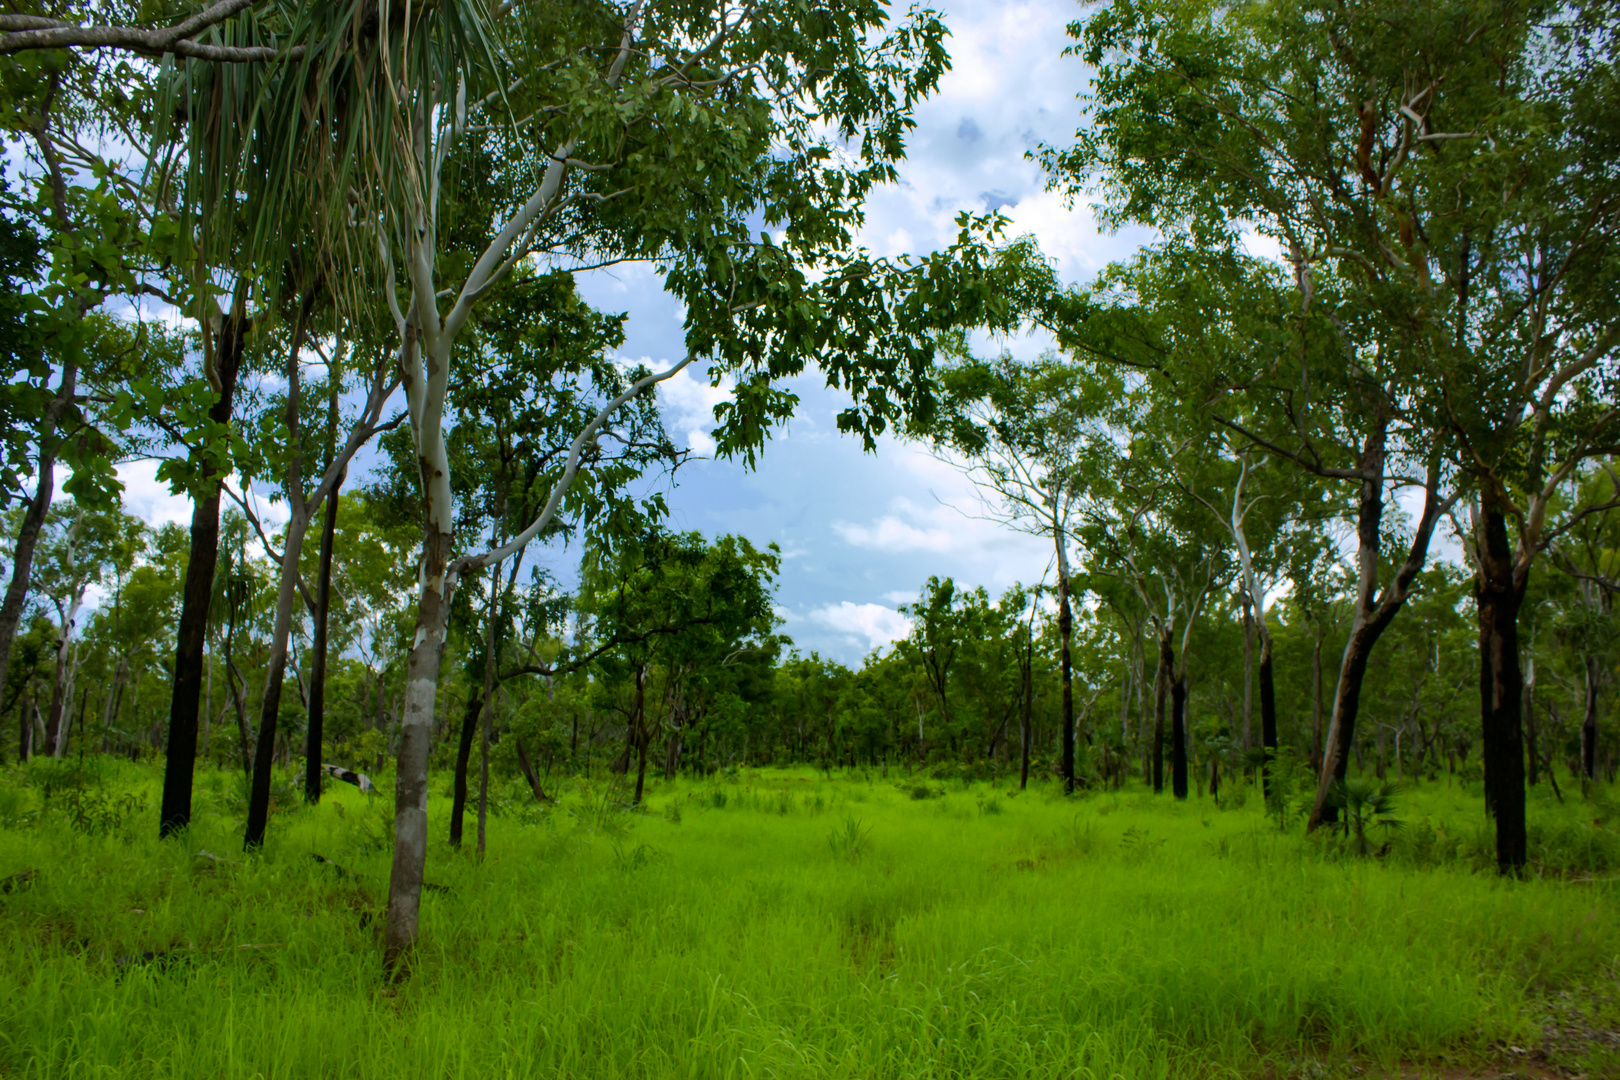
[1308,436,1449,831]
[160,310,245,836]
[1475,502,1526,872]
[304,472,343,804]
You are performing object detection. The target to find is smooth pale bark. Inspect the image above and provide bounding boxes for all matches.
[160,309,245,836]
[1307,435,1452,831]
[1475,501,1527,871]
[304,470,343,804]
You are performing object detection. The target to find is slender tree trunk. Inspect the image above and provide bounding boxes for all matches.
[1056,539,1075,795]
[448,691,482,848]
[1150,629,1169,793]
[0,361,76,707]
[304,472,343,804]
[477,557,504,858]
[1241,593,1254,755]
[632,668,649,805]
[1259,630,1278,798]
[1524,658,1539,787]
[1475,502,1526,872]
[514,736,550,801]
[1019,625,1032,791]
[1583,656,1599,782]
[160,311,245,835]
[243,511,311,849]
[1170,668,1188,800]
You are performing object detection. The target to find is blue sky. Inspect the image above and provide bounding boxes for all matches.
[114,0,1161,665]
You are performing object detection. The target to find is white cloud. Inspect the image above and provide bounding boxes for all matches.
[653,363,734,456]
[807,601,912,651]
[115,460,193,529]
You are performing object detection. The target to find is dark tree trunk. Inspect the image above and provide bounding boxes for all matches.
[0,363,77,710]
[448,691,483,848]
[1258,633,1278,798]
[630,668,648,804]
[1152,630,1170,793]
[304,474,343,804]
[1583,657,1600,781]
[43,639,68,756]
[1058,571,1075,795]
[515,736,550,801]
[1019,628,1032,791]
[159,314,245,838]
[1475,503,1527,873]
[1170,671,1188,800]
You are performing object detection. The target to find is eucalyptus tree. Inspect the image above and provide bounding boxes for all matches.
[933,353,1123,791]
[1047,0,1620,868]
[1072,430,1231,800]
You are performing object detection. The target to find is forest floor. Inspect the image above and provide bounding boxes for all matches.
[0,757,1617,1080]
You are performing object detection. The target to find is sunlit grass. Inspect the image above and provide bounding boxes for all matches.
[0,760,1615,1079]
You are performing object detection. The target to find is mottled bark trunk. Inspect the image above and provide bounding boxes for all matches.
[160,313,244,836]
[384,524,453,973]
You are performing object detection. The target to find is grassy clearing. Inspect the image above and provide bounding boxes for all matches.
[0,761,1617,1079]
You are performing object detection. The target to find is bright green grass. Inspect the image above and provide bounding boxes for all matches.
[0,762,1616,1079]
